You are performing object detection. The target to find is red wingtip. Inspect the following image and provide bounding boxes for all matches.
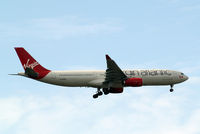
[106,54,111,60]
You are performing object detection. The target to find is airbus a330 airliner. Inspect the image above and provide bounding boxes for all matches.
[13,47,188,99]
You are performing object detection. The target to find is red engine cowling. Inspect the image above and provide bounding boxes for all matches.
[124,78,143,87]
[109,87,123,93]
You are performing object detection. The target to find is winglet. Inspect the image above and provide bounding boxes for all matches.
[106,54,111,60]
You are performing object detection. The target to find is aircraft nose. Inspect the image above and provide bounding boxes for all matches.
[184,75,189,81]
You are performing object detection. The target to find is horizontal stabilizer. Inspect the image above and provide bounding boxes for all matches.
[9,72,26,76]
[8,74,20,76]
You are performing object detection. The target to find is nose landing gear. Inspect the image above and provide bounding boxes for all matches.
[170,85,174,92]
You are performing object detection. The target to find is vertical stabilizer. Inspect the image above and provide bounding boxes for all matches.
[15,47,50,79]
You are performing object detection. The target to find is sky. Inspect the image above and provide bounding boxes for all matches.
[1,0,200,134]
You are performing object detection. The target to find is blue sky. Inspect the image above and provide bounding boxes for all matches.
[1,0,200,134]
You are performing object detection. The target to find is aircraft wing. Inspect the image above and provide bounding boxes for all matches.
[103,55,128,88]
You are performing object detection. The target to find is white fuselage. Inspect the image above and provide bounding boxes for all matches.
[31,69,188,88]
[14,48,189,98]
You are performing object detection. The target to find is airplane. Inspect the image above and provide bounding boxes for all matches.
[13,47,189,99]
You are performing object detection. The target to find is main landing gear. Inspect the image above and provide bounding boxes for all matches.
[103,88,109,95]
[93,88,110,99]
[170,85,174,92]
[93,88,103,99]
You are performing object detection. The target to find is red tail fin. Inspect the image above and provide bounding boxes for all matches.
[15,47,50,79]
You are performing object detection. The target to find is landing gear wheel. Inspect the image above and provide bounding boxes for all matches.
[170,85,174,92]
[104,91,109,95]
[93,88,103,99]
[98,91,103,96]
[103,88,109,95]
[93,94,98,99]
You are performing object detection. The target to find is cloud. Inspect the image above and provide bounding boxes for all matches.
[0,97,23,129]
[0,95,79,134]
[0,16,123,40]
[1,85,200,134]
[85,86,200,134]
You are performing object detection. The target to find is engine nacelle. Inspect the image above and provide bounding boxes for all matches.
[109,87,123,93]
[124,78,143,87]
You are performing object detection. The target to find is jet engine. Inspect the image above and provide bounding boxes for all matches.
[124,78,143,87]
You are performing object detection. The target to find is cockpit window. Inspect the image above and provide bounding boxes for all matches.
[181,73,184,75]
